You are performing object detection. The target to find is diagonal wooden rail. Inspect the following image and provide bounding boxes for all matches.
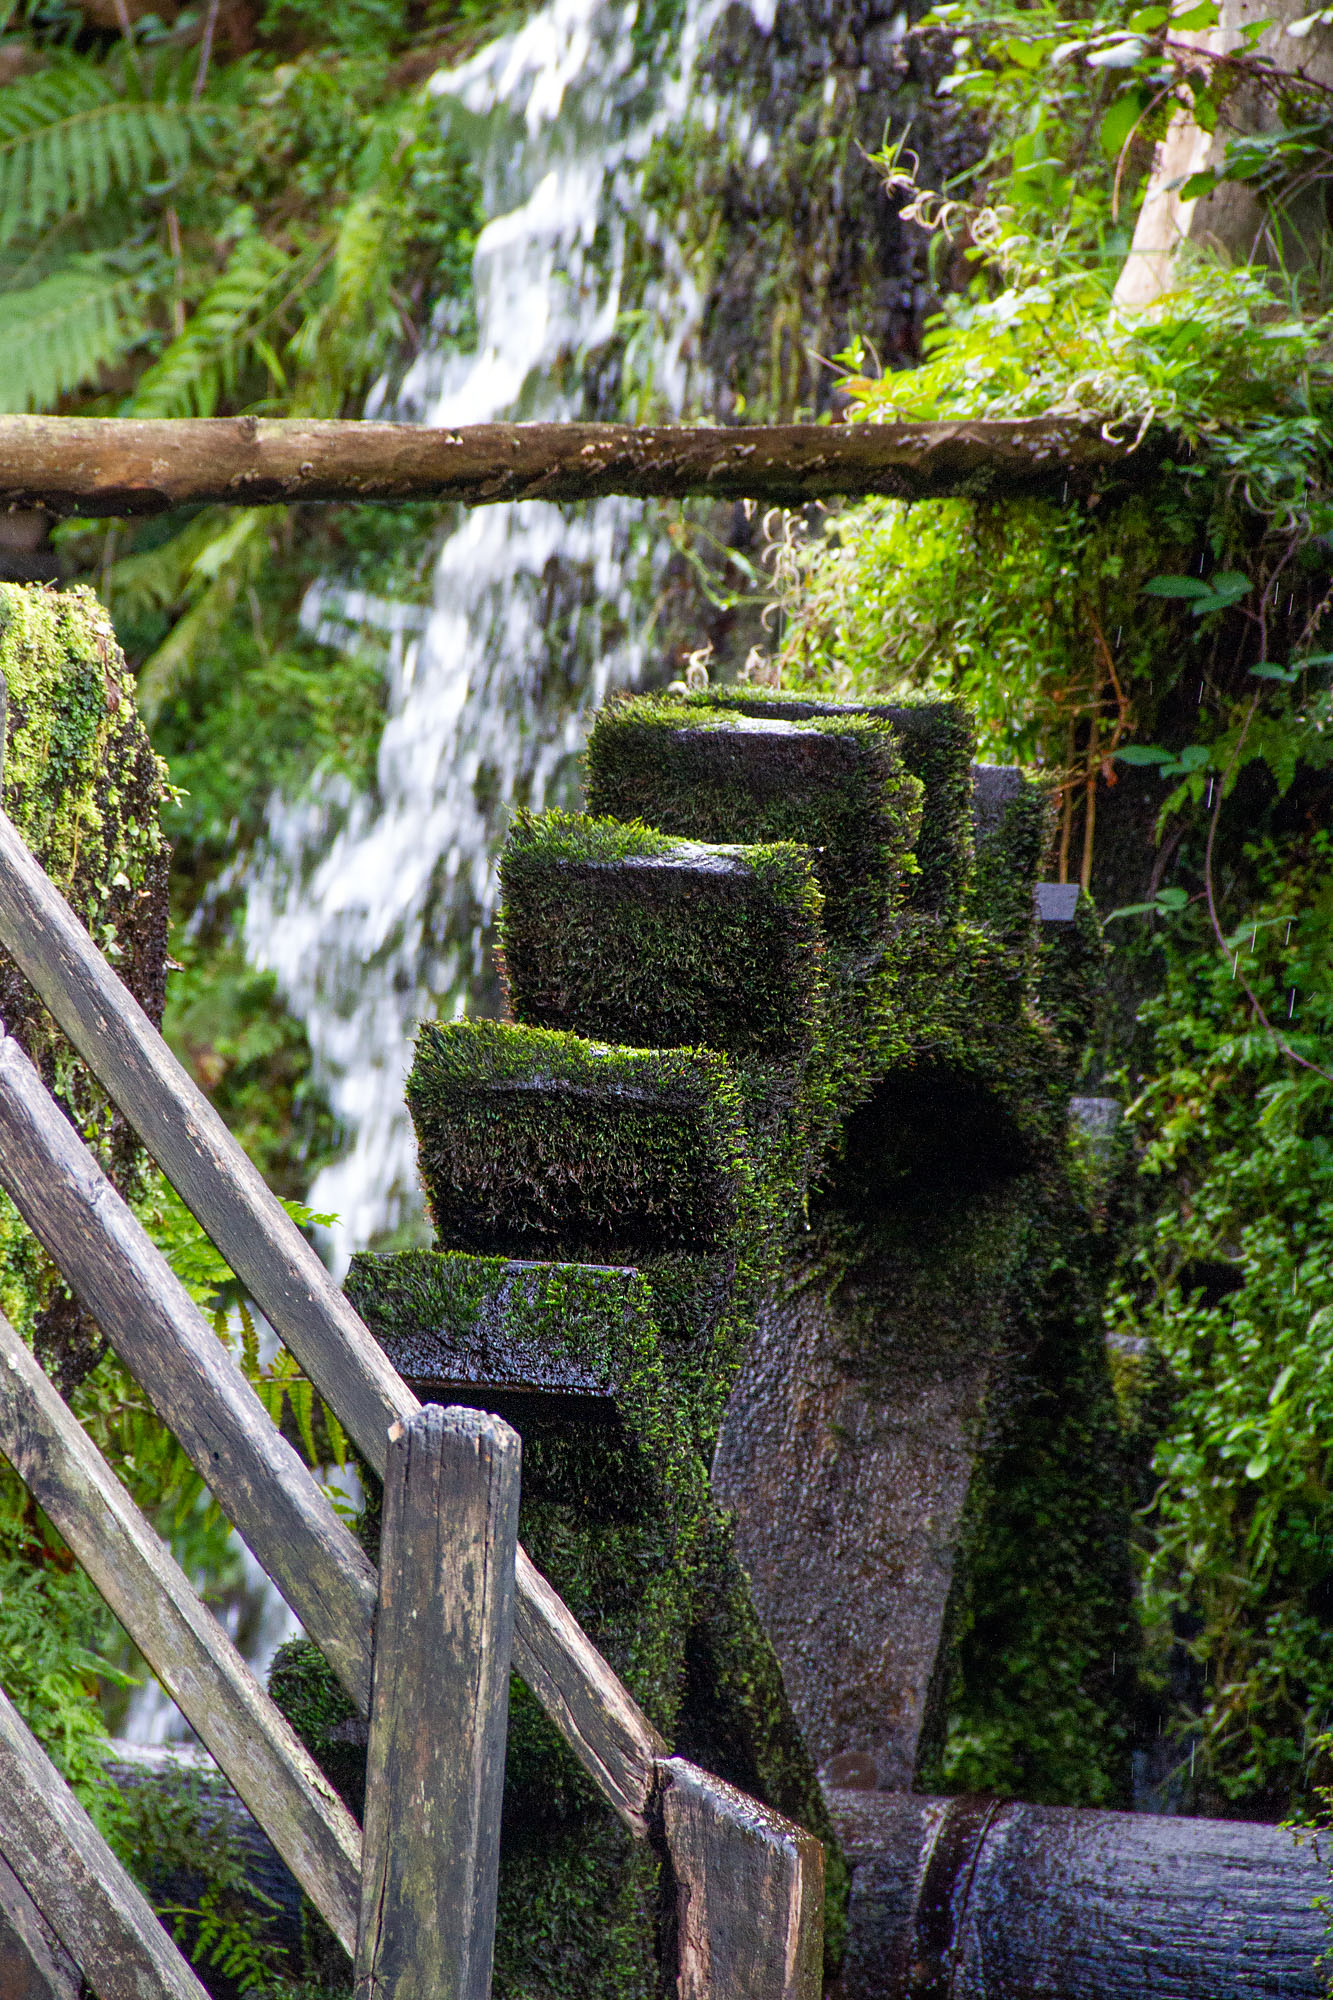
[0,414,1153,514]
[0,802,824,2000]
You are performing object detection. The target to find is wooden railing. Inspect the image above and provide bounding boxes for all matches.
[0,797,824,2000]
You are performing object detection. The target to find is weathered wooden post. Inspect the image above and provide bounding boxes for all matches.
[355,1405,521,2000]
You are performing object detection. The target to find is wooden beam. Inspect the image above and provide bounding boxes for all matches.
[0,804,415,1486]
[660,1759,825,2000]
[355,1408,520,2000]
[0,1684,210,2000]
[0,1024,379,1711]
[0,416,1147,516]
[0,803,668,1831]
[0,1308,362,1954]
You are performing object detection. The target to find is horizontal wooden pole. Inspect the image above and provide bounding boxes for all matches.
[0,416,1148,515]
[0,1683,210,2000]
[0,803,666,1829]
[0,1309,362,1955]
[0,1025,378,1711]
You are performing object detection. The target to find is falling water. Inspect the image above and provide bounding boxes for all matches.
[245,0,765,1271]
[117,0,770,1747]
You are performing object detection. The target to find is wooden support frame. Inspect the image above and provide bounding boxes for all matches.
[0,1022,379,1710]
[0,1683,211,2000]
[660,1760,825,2000]
[355,1408,520,2000]
[0,801,666,1827]
[0,1308,362,1954]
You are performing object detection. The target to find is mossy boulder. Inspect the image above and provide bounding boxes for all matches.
[0,584,170,1390]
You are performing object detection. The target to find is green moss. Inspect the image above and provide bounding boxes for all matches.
[498,811,825,1062]
[0,585,170,1386]
[694,687,976,919]
[407,1019,762,1262]
[966,781,1051,948]
[1038,892,1109,1072]
[584,694,922,959]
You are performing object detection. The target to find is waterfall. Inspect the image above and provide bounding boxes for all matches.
[244,0,762,1273]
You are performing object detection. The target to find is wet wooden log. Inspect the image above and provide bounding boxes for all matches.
[0,1308,362,1953]
[829,1788,1328,2000]
[0,417,1150,516]
[355,1408,520,2000]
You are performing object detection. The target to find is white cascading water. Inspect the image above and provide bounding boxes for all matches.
[119,0,770,1739]
[245,0,769,1273]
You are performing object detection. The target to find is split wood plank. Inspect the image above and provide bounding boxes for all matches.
[0,416,1148,516]
[0,1854,81,2000]
[0,1682,211,2000]
[0,803,668,1829]
[0,1308,362,1954]
[355,1408,519,2000]
[0,1024,378,1710]
[660,1758,824,2000]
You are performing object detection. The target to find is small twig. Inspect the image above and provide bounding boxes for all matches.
[193,0,221,101]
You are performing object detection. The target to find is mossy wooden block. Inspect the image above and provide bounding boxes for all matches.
[406,1019,760,1262]
[345,1247,668,1426]
[498,811,825,1060]
[684,687,974,921]
[584,695,921,959]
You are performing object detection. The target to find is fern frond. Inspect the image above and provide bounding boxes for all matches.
[289,190,403,415]
[105,508,232,623]
[129,234,306,418]
[0,257,146,411]
[134,509,279,723]
[0,65,200,246]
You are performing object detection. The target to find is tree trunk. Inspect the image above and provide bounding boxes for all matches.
[1115,0,1333,306]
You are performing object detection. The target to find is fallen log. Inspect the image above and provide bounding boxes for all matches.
[0,416,1153,516]
[828,1788,1328,2000]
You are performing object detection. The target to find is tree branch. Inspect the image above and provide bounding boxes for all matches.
[0,416,1155,517]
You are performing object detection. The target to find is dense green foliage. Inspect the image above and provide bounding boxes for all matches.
[763,0,1333,1821]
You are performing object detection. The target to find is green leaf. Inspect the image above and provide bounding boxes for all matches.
[1005,36,1046,68]
[1156,885,1190,909]
[1127,5,1170,25]
[1250,662,1299,681]
[0,61,201,248]
[1116,743,1176,764]
[1170,0,1220,24]
[1142,573,1215,598]
[1177,170,1218,200]
[1100,91,1147,160]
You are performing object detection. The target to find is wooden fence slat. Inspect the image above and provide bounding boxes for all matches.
[0,1853,81,2000]
[0,1682,211,2000]
[659,1758,824,2000]
[0,806,666,1828]
[0,803,414,1480]
[355,1408,520,2000]
[0,1026,377,1710]
[0,1309,362,1953]
[511,1549,666,1834]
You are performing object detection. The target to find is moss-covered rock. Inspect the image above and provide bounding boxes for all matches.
[0,584,170,1390]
